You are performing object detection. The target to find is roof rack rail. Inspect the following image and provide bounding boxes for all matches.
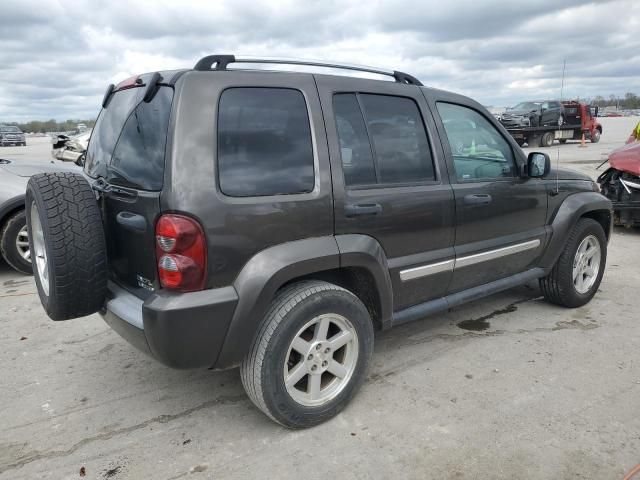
[193,54,423,86]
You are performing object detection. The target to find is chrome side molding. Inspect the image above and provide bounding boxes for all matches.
[399,259,455,281]
[399,239,541,282]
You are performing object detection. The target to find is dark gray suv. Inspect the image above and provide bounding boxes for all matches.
[26,55,612,428]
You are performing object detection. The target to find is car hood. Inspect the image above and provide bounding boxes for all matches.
[0,159,80,177]
[548,167,592,182]
[608,141,640,176]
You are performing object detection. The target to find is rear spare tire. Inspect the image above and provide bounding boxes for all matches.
[26,173,107,320]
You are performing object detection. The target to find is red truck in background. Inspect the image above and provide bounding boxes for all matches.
[502,101,602,148]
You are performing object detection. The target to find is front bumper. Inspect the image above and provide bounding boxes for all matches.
[101,281,238,369]
[0,137,25,145]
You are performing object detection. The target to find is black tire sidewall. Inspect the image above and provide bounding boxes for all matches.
[558,219,607,307]
[25,189,55,314]
[542,132,554,147]
[261,290,374,428]
[0,210,32,274]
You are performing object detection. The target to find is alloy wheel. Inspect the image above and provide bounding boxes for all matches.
[283,313,359,407]
[572,234,601,294]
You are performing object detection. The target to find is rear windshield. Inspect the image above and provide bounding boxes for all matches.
[85,84,173,191]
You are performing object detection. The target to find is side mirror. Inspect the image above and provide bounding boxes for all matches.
[528,152,551,178]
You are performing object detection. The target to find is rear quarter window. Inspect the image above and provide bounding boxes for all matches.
[217,87,315,197]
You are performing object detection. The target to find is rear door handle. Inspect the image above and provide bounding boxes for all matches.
[464,194,492,205]
[344,203,383,217]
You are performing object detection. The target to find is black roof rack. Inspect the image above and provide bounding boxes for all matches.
[193,54,423,86]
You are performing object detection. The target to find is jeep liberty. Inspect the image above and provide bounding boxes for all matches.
[26,55,612,428]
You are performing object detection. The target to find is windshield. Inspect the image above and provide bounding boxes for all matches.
[0,126,21,133]
[511,102,541,111]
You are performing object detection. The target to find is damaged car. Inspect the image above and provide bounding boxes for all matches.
[499,100,564,129]
[51,130,91,165]
[597,141,640,228]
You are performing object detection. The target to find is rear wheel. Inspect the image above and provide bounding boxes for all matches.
[26,172,107,320]
[540,218,607,308]
[540,131,555,147]
[0,210,32,274]
[241,280,374,428]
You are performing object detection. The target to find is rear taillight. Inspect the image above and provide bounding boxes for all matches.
[155,214,207,292]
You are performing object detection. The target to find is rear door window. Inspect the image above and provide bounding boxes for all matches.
[217,87,315,197]
[333,93,435,187]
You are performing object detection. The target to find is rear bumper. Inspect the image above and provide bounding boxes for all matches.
[101,282,238,369]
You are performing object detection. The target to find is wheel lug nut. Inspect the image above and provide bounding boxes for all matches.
[307,354,313,360]
[324,348,330,354]
[316,344,322,350]
[311,365,317,371]
[322,361,328,367]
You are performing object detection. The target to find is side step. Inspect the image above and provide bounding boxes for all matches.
[392,268,544,327]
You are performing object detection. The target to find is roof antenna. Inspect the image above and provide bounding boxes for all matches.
[554,59,566,196]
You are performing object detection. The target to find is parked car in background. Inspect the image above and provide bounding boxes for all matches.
[499,100,565,129]
[0,125,26,146]
[26,55,612,428]
[0,159,80,273]
[51,130,91,165]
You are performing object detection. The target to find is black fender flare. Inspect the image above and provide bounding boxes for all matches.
[335,234,393,329]
[214,234,393,368]
[539,192,612,270]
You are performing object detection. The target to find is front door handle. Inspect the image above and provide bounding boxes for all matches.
[464,194,492,205]
[344,203,383,217]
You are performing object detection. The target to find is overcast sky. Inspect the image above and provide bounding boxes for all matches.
[1,0,638,121]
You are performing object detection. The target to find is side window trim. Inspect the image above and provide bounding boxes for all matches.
[436,101,518,184]
[335,91,440,190]
[354,93,381,183]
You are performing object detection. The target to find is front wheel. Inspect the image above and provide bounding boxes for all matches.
[540,218,607,308]
[591,129,601,143]
[240,280,374,428]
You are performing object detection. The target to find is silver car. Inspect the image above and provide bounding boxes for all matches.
[0,125,26,146]
[0,158,80,274]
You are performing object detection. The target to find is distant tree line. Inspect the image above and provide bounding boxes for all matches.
[588,93,640,110]
[3,119,96,133]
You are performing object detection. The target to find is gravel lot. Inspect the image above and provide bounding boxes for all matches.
[1,117,639,480]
